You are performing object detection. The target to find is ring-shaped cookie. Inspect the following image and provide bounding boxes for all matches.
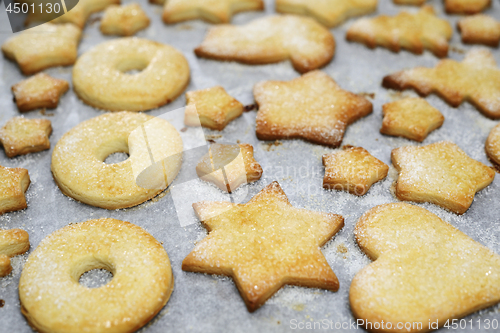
[486,123,500,166]
[19,218,174,333]
[73,38,190,111]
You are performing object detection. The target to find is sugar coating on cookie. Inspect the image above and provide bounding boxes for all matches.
[12,73,69,112]
[351,203,500,332]
[383,49,500,119]
[1,23,81,75]
[445,0,491,14]
[185,86,244,131]
[183,181,344,312]
[485,123,500,167]
[275,0,377,28]
[392,141,495,214]
[0,117,52,158]
[347,6,452,58]
[0,229,29,277]
[458,14,500,47]
[381,97,444,142]
[163,0,264,24]
[393,0,427,5]
[254,71,372,147]
[195,15,335,73]
[0,165,30,215]
[101,3,150,36]
[323,146,388,196]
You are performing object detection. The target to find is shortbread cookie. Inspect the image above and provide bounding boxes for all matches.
[383,49,500,119]
[275,0,377,28]
[393,0,427,5]
[195,15,335,73]
[101,3,150,36]
[0,165,30,215]
[185,86,244,130]
[346,6,453,58]
[183,181,344,312]
[0,117,52,158]
[0,229,29,277]
[163,0,264,24]
[323,146,388,196]
[392,141,495,214]
[458,15,500,47]
[1,23,81,75]
[485,124,500,167]
[381,97,444,142]
[196,143,262,192]
[445,0,491,14]
[254,71,372,147]
[12,73,69,112]
[351,203,500,333]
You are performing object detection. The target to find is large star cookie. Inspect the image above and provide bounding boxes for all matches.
[275,0,377,28]
[163,0,264,24]
[12,73,69,112]
[346,6,452,58]
[183,181,344,312]
[392,141,495,214]
[0,229,30,277]
[195,15,335,73]
[351,203,500,333]
[1,23,81,75]
[0,117,52,158]
[383,49,500,119]
[458,15,500,47]
[100,3,151,36]
[445,0,491,14]
[0,165,30,215]
[254,71,372,147]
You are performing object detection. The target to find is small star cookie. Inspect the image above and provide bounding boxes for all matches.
[458,15,500,47]
[254,71,372,147]
[100,3,150,36]
[162,0,264,24]
[0,117,52,158]
[184,86,244,131]
[323,146,388,196]
[381,97,444,142]
[275,0,377,28]
[12,73,69,112]
[383,49,500,119]
[485,124,500,167]
[346,6,453,58]
[0,165,30,215]
[183,181,344,312]
[195,15,335,73]
[1,23,81,75]
[196,143,262,192]
[445,0,491,14]
[392,141,495,214]
[0,229,30,277]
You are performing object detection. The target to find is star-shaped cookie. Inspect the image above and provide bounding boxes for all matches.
[12,73,69,112]
[0,117,52,158]
[445,0,491,14]
[1,23,81,75]
[0,229,30,277]
[182,181,344,312]
[323,146,388,196]
[0,165,30,215]
[458,15,500,47]
[381,97,444,142]
[392,141,495,214]
[275,0,377,28]
[100,3,151,36]
[254,71,372,147]
[383,49,500,119]
[346,6,453,58]
[162,0,264,24]
[486,124,500,167]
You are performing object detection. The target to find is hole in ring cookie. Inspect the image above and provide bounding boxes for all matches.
[95,137,130,164]
[72,256,115,289]
[104,152,130,164]
[116,58,149,76]
[79,269,114,288]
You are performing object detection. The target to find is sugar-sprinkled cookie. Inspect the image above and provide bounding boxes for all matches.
[254,70,372,147]
[383,49,500,119]
[445,0,491,14]
[0,165,30,215]
[0,117,52,158]
[0,229,29,277]
[381,97,444,142]
[458,14,500,47]
[392,141,495,214]
[351,203,500,333]
[393,0,427,5]
[195,15,335,73]
[275,0,377,28]
[485,124,500,168]
[12,73,69,112]
[183,181,344,312]
[100,3,150,36]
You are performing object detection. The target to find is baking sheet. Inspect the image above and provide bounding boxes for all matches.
[1,0,500,332]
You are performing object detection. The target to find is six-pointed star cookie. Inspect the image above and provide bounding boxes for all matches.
[0,117,52,158]
[346,6,453,58]
[254,71,372,147]
[0,229,30,277]
[0,165,30,215]
[100,3,151,36]
[383,49,500,119]
[12,73,69,113]
[323,146,388,196]
[275,0,377,28]
[182,181,344,312]
[458,14,500,47]
[392,141,495,214]
[162,0,264,24]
